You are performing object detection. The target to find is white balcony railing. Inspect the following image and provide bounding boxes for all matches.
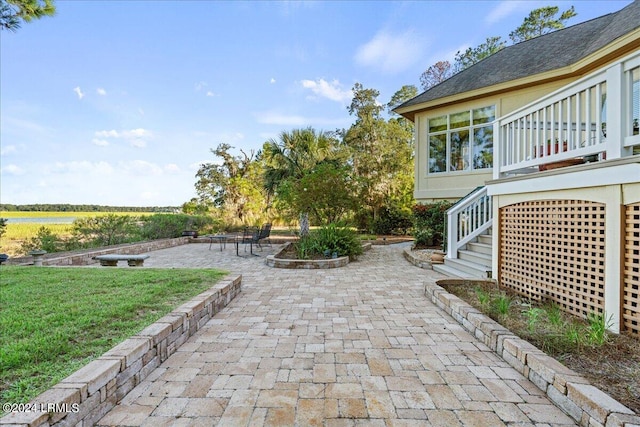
[446,186,492,259]
[495,49,640,178]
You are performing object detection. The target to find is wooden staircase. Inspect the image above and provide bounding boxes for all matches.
[434,229,492,278]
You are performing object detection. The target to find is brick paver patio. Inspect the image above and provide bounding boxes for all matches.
[97,242,577,426]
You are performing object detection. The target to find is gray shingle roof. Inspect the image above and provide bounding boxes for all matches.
[397,0,640,113]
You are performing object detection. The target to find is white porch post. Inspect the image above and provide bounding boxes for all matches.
[447,211,458,259]
[604,186,622,333]
[493,121,501,180]
[605,63,630,160]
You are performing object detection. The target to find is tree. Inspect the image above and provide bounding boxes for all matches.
[509,6,577,43]
[388,84,418,112]
[419,5,577,88]
[419,61,454,91]
[262,127,338,235]
[454,36,506,71]
[277,162,356,225]
[194,143,268,226]
[344,83,414,232]
[1,0,55,32]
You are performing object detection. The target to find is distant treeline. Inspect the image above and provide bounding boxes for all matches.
[0,204,180,213]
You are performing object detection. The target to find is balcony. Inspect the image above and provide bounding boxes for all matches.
[494,50,640,179]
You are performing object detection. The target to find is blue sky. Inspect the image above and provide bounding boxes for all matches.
[0,0,631,207]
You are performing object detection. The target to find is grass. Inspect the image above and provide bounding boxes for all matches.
[0,211,149,218]
[0,266,226,410]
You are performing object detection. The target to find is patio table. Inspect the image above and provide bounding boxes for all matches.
[206,234,237,251]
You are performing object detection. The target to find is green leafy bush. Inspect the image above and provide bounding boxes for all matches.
[372,206,412,235]
[71,214,141,246]
[413,228,434,247]
[20,226,62,253]
[294,223,363,260]
[140,214,217,239]
[412,201,452,246]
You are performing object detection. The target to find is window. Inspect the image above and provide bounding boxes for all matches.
[427,106,495,174]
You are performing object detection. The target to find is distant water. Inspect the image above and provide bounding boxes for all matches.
[6,217,76,224]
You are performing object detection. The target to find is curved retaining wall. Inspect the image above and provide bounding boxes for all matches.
[0,275,242,427]
[426,279,640,427]
[403,247,432,269]
[265,242,372,269]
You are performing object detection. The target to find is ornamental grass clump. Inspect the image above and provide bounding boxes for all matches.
[295,223,363,260]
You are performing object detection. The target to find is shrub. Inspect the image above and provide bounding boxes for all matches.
[311,223,363,260]
[20,226,62,254]
[372,206,412,235]
[412,201,452,246]
[413,228,434,247]
[140,214,217,239]
[294,223,363,261]
[71,214,141,247]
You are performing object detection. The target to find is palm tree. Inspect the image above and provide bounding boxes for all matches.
[262,127,335,236]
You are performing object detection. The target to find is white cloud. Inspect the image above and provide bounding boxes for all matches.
[93,128,153,148]
[195,81,207,91]
[92,138,109,147]
[165,163,180,173]
[0,145,17,155]
[270,78,276,84]
[73,86,85,99]
[52,161,114,175]
[1,164,25,175]
[97,88,107,96]
[119,160,163,176]
[206,91,215,97]
[355,29,424,73]
[485,1,527,25]
[300,79,352,104]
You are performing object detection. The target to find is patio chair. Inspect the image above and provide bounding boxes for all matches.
[237,226,260,256]
[257,223,272,248]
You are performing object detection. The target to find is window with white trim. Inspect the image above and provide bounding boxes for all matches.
[428,106,495,174]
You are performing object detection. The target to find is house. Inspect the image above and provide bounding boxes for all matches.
[395,0,640,335]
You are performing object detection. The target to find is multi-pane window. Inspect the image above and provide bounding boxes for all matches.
[428,106,495,173]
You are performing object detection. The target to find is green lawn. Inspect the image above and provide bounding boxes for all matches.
[0,266,227,409]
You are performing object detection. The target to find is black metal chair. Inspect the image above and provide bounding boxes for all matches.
[257,223,272,248]
[237,226,260,256]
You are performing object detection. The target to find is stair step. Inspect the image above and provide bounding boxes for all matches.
[458,249,492,267]
[466,241,492,255]
[477,234,492,245]
[433,263,475,279]
[445,257,491,278]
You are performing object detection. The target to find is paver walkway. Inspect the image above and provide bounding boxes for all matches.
[97,243,577,426]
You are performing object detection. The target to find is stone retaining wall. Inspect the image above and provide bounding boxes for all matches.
[265,242,371,269]
[7,238,188,267]
[0,275,242,427]
[425,279,640,427]
[402,247,432,269]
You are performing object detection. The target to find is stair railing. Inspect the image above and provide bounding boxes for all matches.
[446,186,492,259]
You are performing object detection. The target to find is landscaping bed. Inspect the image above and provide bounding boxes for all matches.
[438,279,640,414]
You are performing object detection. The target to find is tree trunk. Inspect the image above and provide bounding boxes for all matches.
[299,212,310,237]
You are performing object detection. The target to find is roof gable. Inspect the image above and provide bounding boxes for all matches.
[397,1,640,114]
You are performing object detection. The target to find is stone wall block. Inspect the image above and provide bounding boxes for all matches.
[547,385,584,422]
[604,412,640,427]
[136,322,172,345]
[60,359,121,396]
[567,383,634,424]
[102,337,151,368]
